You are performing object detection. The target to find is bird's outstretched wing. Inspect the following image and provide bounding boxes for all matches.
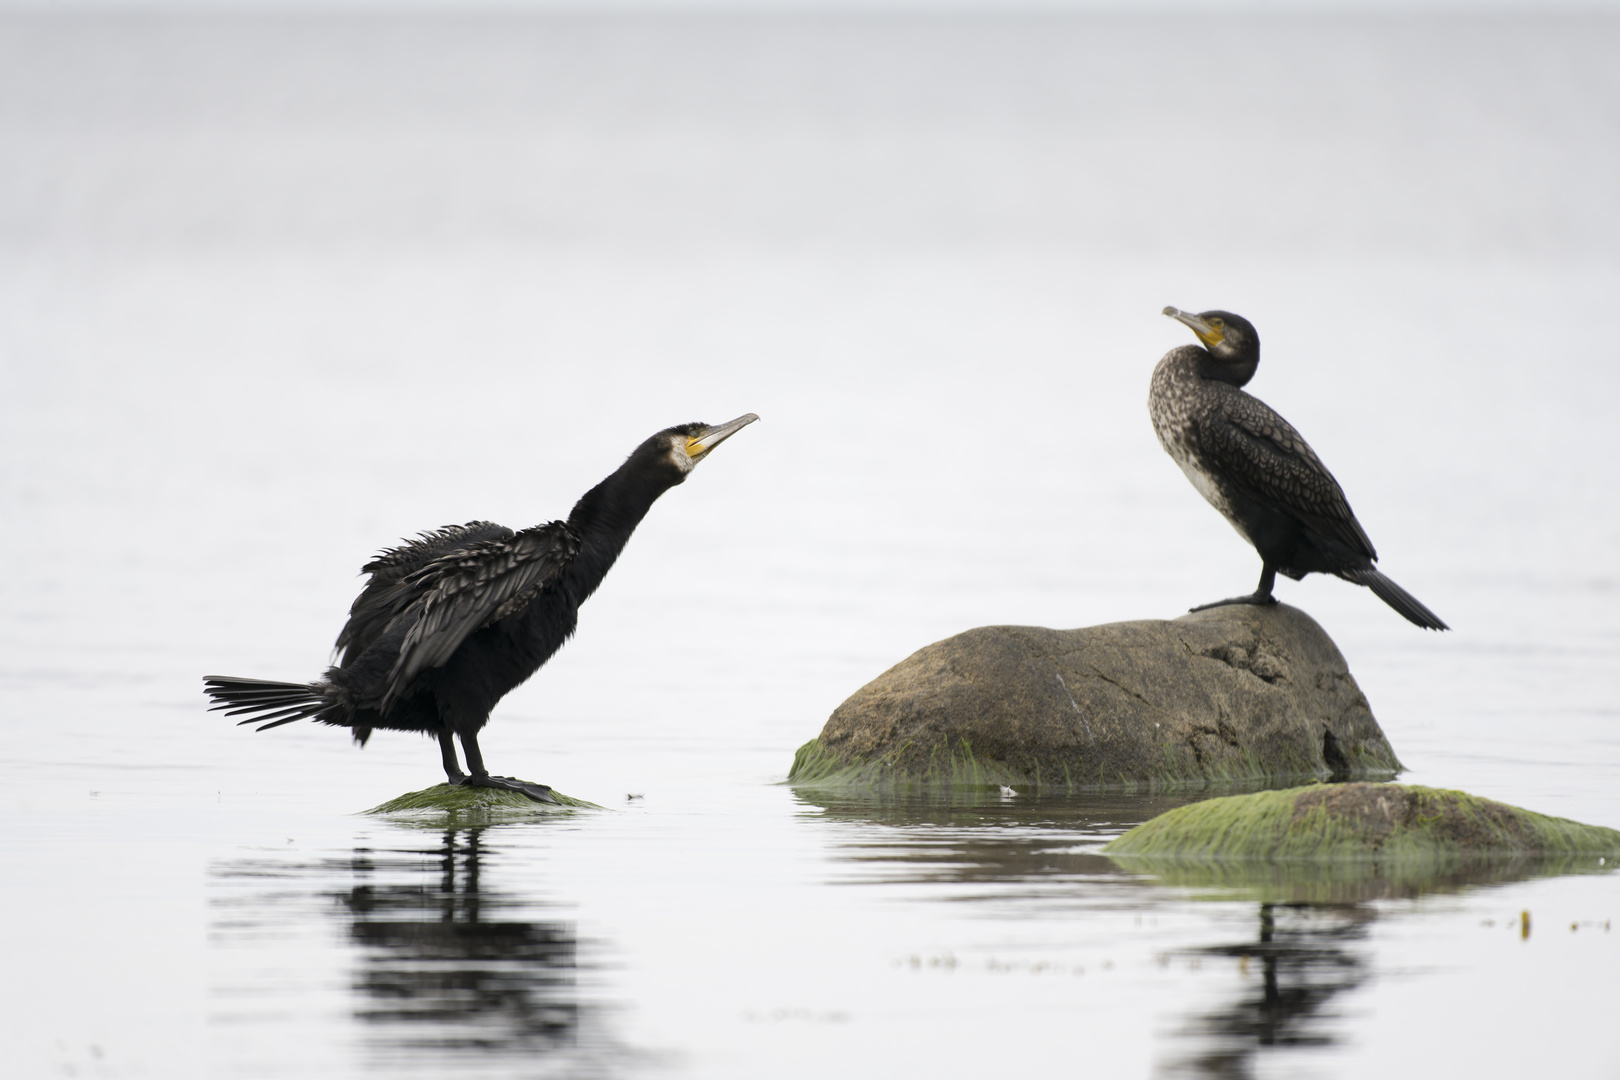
[1200,391,1377,560]
[337,521,516,666]
[382,522,581,708]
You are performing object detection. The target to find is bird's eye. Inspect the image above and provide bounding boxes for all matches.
[1209,318,1225,329]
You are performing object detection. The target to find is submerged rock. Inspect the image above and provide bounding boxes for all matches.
[1103,783,1620,903]
[365,783,599,816]
[789,604,1400,791]
[1105,782,1620,858]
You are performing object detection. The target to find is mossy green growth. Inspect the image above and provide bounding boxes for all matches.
[786,736,1338,794]
[1105,782,1620,859]
[365,783,600,818]
[1104,783,1620,902]
[787,737,1037,792]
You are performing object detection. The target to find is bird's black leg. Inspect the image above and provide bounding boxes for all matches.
[1190,563,1280,613]
[438,730,467,784]
[456,731,558,804]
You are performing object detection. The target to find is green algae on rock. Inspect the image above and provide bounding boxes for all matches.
[789,604,1401,792]
[1105,783,1620,859]
[1103,782,1620,902]
[365,783,600,816]
[788,733,1041,791]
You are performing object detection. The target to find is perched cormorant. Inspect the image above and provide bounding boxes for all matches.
[204,414,759,801]
[1150,308,1447,630]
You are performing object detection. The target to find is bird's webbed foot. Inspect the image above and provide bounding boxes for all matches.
[1189,592,1279,613]
[460,773,559,804]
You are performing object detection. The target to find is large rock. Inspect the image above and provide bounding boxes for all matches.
[788,604,1401,791]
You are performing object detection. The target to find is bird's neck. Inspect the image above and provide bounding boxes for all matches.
[1195,347,1258,388]
[561,461,675,604]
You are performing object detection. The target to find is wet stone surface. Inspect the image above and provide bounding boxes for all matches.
[792,604,1402,791]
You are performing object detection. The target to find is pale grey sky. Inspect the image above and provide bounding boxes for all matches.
[3,0,1616,11]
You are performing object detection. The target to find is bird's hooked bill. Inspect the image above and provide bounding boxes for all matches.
[1163,306,1222,348]
[687,413,759,460]
[1164,305,1203,329]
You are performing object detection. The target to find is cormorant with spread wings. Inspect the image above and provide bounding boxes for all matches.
[1150,308,1446,630]
[204,414,759,801]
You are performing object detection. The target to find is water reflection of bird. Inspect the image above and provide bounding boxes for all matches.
[205,415,758,801]
[1151,308,1447,630]
[1168,902,1373,1077]
[342,829,581,1056]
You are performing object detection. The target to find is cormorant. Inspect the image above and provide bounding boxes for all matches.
[1151,308,1446,630]
[204,414,759,801]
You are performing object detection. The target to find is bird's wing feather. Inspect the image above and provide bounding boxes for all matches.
[336,521,515,664]
[1200,393,1377,560]
[362,521,517,580]
[382,521,581,707]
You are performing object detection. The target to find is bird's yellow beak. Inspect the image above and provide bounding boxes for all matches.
[1164,306,1225,350]
[685,413,759,462]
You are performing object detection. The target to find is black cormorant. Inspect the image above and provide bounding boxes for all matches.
[1150,308,1446,630]
[204,414,759,801]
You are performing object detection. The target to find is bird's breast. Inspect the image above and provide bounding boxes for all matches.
[1150,355,1250,543]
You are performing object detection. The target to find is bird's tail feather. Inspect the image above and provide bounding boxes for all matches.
[203,675,343,731]
[1341,568,1449,631]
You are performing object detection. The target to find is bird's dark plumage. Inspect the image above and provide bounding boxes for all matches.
[1151,308,1446,630]
[205,414,758,800]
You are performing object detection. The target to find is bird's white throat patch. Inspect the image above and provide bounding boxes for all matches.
[669,433,698,474]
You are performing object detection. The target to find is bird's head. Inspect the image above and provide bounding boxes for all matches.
[569,413,759,537]
[651,413,760,482]
[1163,307,1260,385]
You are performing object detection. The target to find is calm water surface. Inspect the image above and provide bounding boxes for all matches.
[2,11,1618,1078]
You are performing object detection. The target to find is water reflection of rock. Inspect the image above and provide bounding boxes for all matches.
[799,785,1376,1077]
[1107,849,1616,904]
[796,787,1211,829]
[1156,903,1373,1080]
[340,829,577,1061]
[798,787,1617,899]
[792,788,1215,889]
